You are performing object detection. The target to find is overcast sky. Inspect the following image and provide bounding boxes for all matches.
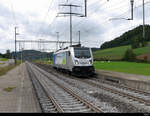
[0,0,150,53]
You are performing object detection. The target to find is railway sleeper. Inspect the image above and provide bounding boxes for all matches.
[62,105,88,110]
[43,105,56,109]
[63,108,92,113]
[62,105,88,109]
[60,103,84,107]
[59,101,81,105]
[54,95,73,98]
[57,98,79,102]
[44,106,56,110]
[56,100,81,104]
[58,102,83,105]
[44,108,57,113]
[54,97,77,101]
[58,102,82,106]
[40,101,53,105]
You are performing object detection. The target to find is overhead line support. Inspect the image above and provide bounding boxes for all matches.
[15,27,19,65]
[57,1,87,46]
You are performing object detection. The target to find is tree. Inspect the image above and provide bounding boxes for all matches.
[123,49,136,61]
[100,25,150,49]
[5,50,11,59]
[0,53,2,58]
[139,37,148,47]
[131,37,140,49]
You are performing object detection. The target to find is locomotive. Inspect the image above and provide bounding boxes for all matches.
[53,45,95,76]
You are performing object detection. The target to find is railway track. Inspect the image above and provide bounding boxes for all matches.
[34,63,150,112]
[26,62,104,113]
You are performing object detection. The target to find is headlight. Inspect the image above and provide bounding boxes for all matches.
[75,60,79,65]
[89,60,92,64]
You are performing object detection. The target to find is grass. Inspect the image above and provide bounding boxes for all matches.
[93,42,150,61]
[35,59,52,65]
[94,61,150,76]
[0,61,21,76]
[0,58,8,61]
[134,43,150,56]
[93,46,130,60]
[3,87,16,92]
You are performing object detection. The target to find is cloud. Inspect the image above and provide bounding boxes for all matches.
[0,0,150,53]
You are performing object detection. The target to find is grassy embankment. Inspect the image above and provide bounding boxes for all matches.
[0,61,21,76]
[94,61,150,76]
[93,42,150,76]
[0,58,8,61]
[93,42,150,61]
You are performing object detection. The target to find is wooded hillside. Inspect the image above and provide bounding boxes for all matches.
[100,25,150,49]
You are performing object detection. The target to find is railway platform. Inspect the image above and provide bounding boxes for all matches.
[0,63,41,112]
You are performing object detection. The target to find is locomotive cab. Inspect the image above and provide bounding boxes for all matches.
[72,47,95,76]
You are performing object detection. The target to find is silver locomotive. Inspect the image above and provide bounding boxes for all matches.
[53,45,95,76]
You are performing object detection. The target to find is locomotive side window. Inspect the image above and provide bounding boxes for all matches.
[74,48,91,58]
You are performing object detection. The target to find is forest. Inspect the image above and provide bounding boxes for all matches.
[100,25,150,49]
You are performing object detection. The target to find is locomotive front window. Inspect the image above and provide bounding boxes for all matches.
[74,48,91,58]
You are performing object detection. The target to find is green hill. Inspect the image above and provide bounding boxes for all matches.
[93,42,150,61]
[11,50,53,61]
[100,25,150,49]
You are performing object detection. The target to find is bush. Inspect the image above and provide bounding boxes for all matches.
[123,49,136,61]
